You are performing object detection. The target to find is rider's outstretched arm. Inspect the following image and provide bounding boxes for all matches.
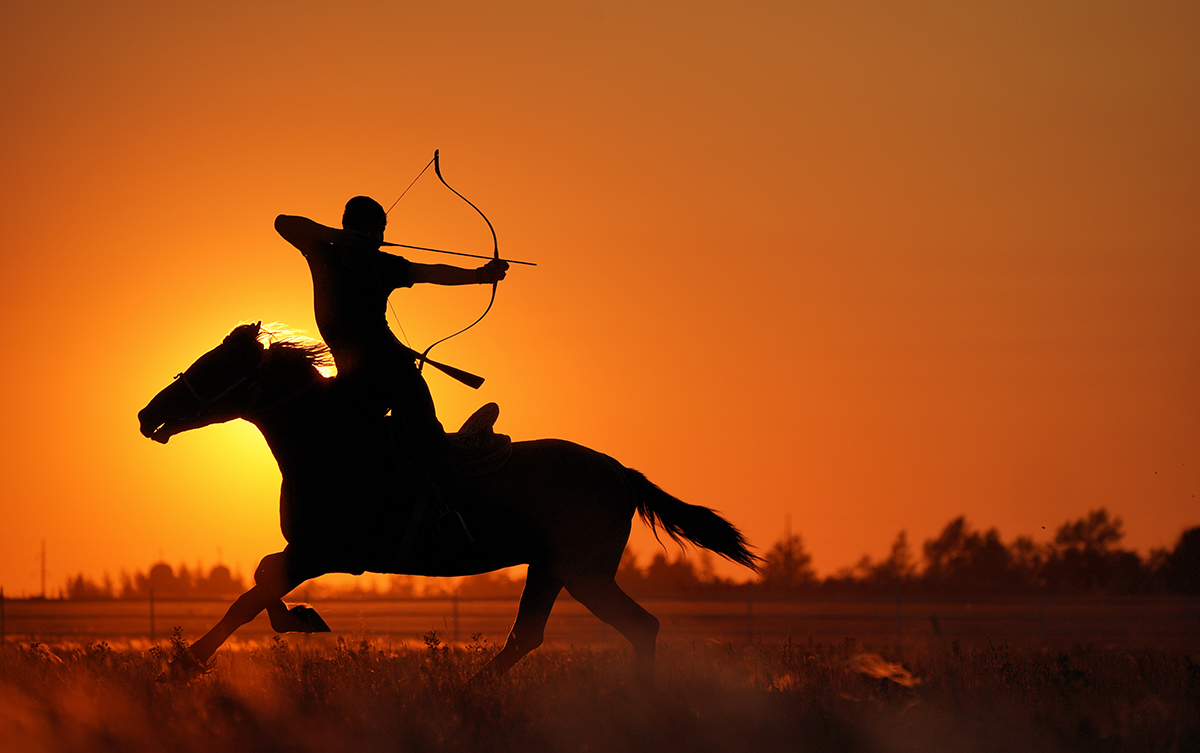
[410,258,509,286]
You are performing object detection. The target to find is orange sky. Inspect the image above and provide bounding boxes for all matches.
[1,0,1197,595]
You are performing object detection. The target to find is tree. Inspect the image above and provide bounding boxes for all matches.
[1041,509,1147,593]
[614,548,650,594]
[643,551,706,596]
[1157,526,1200,594]
[1054,508,1124,552]
[1008,535,1048,586]
[868,531,917,589]
[760,533,816,592]
[65,573,113,599]
[616,549,709,596]
[921,517,1021,592]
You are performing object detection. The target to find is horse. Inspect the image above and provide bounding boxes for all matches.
[137,322,759,679]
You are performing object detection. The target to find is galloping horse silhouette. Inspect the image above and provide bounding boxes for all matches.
[138,323,758,679]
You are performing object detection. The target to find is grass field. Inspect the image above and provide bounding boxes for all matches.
[4,595,1197,649]
[1,632,1197,753]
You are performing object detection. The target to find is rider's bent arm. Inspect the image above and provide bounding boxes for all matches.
[275,215,339,256]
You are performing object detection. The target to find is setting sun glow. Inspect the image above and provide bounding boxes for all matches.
[0,0,1196,595]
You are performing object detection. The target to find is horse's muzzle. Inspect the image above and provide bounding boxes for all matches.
[138,406,172,443]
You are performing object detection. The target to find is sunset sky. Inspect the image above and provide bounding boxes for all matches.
[1,0,1196,595]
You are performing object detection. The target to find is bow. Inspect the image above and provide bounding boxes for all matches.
[418,150,501,373]
[384,150,500,389]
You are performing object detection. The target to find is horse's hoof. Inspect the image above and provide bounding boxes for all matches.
[290,604,332,632]
[156,651,210,684]
[271,604,331,634]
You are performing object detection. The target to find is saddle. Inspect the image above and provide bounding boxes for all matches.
[447,402,512,477]
[387,402,509,570]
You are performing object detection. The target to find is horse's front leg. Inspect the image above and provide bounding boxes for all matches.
[161,552,297,681]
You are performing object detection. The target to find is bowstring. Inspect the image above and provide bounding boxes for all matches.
[386,155,435,214]
[381,155,436,349]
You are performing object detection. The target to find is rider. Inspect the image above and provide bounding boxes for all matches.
[275,196,508,502]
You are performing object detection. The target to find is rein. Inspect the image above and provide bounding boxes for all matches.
[174,348,317,420]
[243,377,320,419]
[173,371,251,417]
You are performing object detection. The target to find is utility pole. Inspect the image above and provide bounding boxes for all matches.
[41,539,46,599]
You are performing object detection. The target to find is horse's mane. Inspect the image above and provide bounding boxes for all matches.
[263,326,334,374]
[226,322,334,375]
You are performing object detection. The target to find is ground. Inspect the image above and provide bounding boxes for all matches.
[0,634,1197,752]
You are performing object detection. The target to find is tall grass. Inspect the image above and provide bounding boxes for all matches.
[0,633,1197,752]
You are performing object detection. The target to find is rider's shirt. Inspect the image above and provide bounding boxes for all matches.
[296,230,447,453]
[302,241,413,363]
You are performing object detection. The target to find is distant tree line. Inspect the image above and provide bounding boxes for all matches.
[60,509,1198,600]
[615,509,1200,597]
[64,562,245,600]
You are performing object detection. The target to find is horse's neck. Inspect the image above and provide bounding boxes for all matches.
[247,380,391,478]
[252,415,308,469]
[245,379,332,467]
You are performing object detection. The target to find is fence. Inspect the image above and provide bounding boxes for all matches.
[0,590,1196,649]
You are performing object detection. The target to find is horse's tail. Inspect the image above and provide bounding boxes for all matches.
[626,468,761,571]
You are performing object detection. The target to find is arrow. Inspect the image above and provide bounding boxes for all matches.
[380,241,537,266]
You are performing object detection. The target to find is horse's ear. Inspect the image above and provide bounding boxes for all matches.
[225,322,265,347]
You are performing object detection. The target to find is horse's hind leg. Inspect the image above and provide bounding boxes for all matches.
[266,600,331,634]
[474,565,562,681]
[565,576,660,681]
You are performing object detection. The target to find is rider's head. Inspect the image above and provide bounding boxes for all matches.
[342,196,387,240]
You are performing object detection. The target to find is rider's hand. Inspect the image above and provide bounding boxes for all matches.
[477,258,509,283]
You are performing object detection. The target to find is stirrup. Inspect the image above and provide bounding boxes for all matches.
[437,502,475,543]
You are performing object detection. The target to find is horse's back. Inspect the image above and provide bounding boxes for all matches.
[486,438,631,507]
[463,438,637,574]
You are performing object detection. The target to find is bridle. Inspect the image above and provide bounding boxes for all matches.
[172,368,254,418]
[172,347,321,422]
[169,328,271,418]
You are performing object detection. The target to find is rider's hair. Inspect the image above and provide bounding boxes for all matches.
[342,196,387,232]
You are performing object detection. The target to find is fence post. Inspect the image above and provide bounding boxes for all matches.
[1187,595,1196,647]
[150,589,156,643]
[1037,590,1046,647]
[895,587,903,643]
[452,591,460,645]
[746,585,754,644]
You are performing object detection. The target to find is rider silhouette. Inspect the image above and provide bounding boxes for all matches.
[275,196,507,500]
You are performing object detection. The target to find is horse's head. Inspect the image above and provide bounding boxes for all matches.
[138,322,269,443]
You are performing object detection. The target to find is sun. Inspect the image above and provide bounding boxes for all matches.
[181,420,281,488]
